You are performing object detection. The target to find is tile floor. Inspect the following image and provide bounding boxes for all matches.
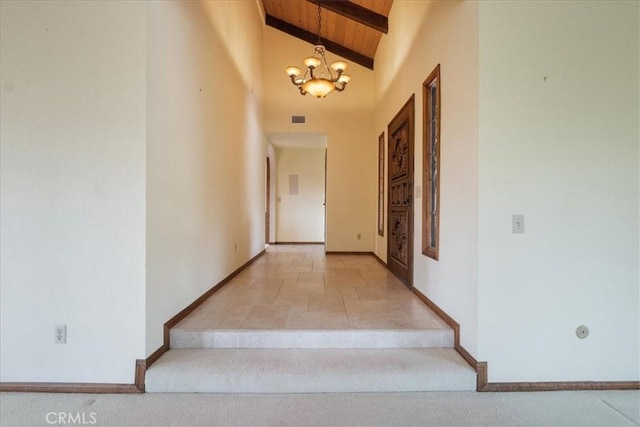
[173,245,449,331]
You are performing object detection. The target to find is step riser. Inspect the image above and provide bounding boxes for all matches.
[145,348,477,393]
[146,378,473,393]
[170,330,454,349]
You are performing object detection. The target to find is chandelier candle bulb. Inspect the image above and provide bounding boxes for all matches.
[330,61,348,72]
[304,57,322,68]
[285,66,301,77]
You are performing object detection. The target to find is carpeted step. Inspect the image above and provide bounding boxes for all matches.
[170,328,454,349]
[145,348,476,393]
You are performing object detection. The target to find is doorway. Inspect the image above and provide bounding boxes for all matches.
[268,133,327,244]
[387,95,415,287]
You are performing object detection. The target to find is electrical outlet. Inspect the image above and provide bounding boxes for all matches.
[512,214,525,234]
[55,325,66,344]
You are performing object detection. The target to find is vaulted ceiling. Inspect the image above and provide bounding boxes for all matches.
[261,0,394,70]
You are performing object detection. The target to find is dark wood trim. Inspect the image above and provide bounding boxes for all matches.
[422,64,441,260]
[134,359,146,392]
[483,381,640,392]
[371,252,387,267]
[325,251,373,255]
[412,287,487,391]
[412,287,460,347]
[265,15,374,70]
[477,362,488,391]
[325,250,386,266]
[378,132,385,237]
[0,382,140,394]
[306,0,388,34]
[145,345,166,369]
[274,242,325,245]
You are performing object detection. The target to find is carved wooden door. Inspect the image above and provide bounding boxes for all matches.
[387,95,415,287]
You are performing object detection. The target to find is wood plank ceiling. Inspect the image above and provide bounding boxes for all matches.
[262,0,394,70]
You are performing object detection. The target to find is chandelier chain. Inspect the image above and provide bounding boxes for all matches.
[317,3,322,43]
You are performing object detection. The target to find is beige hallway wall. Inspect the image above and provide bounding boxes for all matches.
[145,0,266,355]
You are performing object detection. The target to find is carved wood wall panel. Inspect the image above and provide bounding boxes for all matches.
[390,123,409,181]
[389,210,408,267]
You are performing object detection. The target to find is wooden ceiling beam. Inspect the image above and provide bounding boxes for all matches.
[306,0,388,34]
[266,14,374,70]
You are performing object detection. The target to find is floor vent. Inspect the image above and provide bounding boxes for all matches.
[291,115,306,124]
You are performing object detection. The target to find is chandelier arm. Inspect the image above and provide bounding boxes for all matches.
[331,69,343,83]
[319,49,335,80]
[334,82,346,92]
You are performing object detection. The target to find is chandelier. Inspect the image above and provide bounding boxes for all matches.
[285,3,351,98]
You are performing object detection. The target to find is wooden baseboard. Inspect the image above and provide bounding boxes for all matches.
[483,381,640,392]
[325,251,374,255]
[371,252,387,267]
[0,382,140,394]
[274,242,324,245]
[412,288,460,347]
[134,359,146,392]
[411,287,487,390]
[145,345,166,368]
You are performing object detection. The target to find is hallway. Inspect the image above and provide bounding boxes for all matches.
[173,245,448,331]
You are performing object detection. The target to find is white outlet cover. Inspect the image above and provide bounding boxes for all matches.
[512,214,525,234]
[55,325,67,343]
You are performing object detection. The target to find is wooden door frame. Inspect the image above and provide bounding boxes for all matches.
[265,156,270,244]
[387,94,415,288]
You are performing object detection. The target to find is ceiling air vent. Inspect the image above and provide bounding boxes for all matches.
[291,115,306,124]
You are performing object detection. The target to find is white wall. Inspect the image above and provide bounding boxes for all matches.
[373,1,480,356]
[478,0,639,381]
[275,146,326,242]
[0,1,147,383]
[262,26,376,252]
[145,0,266,354]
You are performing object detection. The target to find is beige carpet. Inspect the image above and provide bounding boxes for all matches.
[2,390,638,426]
[144,348,476,393]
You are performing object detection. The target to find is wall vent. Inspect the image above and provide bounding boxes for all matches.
[291,115,306,124]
